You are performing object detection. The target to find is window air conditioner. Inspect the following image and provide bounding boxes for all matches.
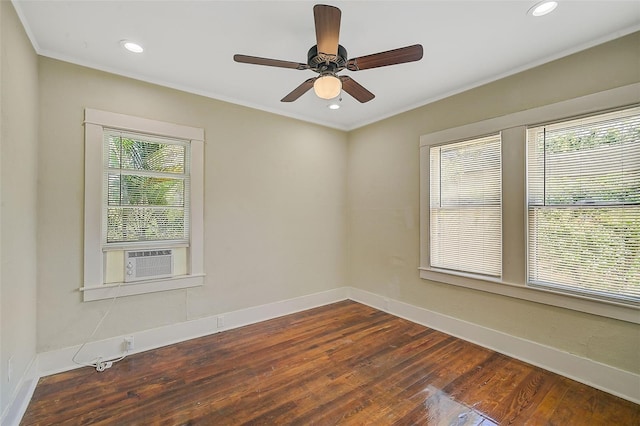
[124,249,174,282]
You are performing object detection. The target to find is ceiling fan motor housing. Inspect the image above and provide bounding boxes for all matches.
[307,44,348,73]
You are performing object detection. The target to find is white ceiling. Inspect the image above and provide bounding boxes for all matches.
[12,1,640,130]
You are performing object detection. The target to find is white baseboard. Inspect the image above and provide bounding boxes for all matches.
[38,287,350,377]
[349,287,640,404]
[4,287,348,425]
[5,285,638,425]
[1,356,39,426]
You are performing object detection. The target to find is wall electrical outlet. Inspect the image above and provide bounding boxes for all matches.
[124,336,134,351]
[217,315,224,329]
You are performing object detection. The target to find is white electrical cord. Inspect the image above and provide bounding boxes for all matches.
[72,282,128,372]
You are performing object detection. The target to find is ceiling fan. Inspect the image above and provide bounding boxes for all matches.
[233,4,423,103]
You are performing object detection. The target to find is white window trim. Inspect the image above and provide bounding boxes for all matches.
[83,109,205,301]
[419,83,640,323]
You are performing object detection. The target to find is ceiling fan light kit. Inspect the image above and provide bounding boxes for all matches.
[314,74,342,99]
[234,4,423,104]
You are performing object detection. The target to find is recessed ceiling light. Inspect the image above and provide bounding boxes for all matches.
[121,40,144,53]
[529,1,558,17]
[328,103,340,110]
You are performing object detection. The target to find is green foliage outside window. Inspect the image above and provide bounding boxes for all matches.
[528,107,639,303]
[106,135,188,244]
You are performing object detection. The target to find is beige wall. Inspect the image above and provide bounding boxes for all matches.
[347,32,640,374]
[36,58,348,352]
[2,5,638,411]
[0,0,39,415]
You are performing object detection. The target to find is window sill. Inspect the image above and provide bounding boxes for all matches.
[102,242,189,252]
[419,268,639,324]
[81,274,205,302]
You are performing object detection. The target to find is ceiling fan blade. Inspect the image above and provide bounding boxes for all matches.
[346,44,423,71]
[314,4,341,57]
[281,78,316,102]
[234,54,309,70]
[339,76,375,103]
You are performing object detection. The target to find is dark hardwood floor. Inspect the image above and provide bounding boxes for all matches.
[21,301,639,425]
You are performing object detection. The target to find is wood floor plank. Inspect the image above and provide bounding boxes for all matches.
[21,301,639,425]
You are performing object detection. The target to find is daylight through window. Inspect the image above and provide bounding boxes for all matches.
[104,131,190,247]
[527,106,640,303]
[430,134,502,277]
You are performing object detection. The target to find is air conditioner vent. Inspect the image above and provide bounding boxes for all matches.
[125,249,173,282]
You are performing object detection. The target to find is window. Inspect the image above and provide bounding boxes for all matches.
[105,131,190,247]
[83,109,205,301]
[429,134,502,277]
[420,83,639,322]
[527,106,640,303]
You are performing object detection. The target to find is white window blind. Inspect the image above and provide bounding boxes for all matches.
[527,106,640,303]
[430,134,502,276]
[104,131,190,246]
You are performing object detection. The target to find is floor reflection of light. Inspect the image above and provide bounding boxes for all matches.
[421,385,498,425]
